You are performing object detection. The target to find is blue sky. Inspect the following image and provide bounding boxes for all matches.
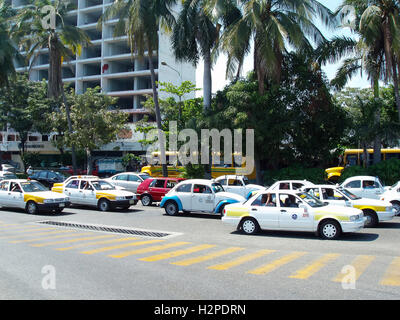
[195,0,371,95]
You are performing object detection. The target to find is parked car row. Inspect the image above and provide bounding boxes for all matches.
[0,172,398,241]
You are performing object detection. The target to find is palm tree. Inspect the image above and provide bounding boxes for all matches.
[100,0,177,177]
[0,1,20,87]
[217,0,335,95]
[171,0,241,111]
[14,0,91,173]
[315,0,400,164]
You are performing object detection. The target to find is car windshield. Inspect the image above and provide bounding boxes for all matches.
[20,181,48,192]
[211,183,224,193]
[296,192,327,207]
[91,180,115,190]
[339,188,361,200]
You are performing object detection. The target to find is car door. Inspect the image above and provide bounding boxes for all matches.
[114,174,129,189]
[9,181,24,209]
[225,178,245,197]
[0,180,11,207]
[249,193,280,229]
[79,180,96,205]
[174,183,193,210]
[343,179,362,198]
[64,179,80,203]
[361,179,383,199]
[191,184,215,212]
[127,174,142,193]
[149,179,167,201]
[277,193,313,231]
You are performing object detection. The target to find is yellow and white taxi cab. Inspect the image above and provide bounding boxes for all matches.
[302,185,395,227]
[222,190,366,240]
[52,177,137,211]
[0,179,71,214]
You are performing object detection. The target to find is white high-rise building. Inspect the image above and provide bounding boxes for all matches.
[2,0,196,170]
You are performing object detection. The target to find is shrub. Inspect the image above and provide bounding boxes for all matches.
[263,166,326,186]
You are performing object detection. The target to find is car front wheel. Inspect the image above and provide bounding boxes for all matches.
[165,201,178,216]
[26,201,38,215]
[319,220,341,240]
[98,199,110,212]
[141,194,152,206]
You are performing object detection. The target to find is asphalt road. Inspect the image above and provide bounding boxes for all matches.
[0,202,399,301]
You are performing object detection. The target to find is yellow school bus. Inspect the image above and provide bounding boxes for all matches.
[326,148,400,181]
[140,151,256,180]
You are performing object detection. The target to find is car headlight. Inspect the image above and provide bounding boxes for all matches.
[350,214,360,221]
[43,199,54,204]
[115,196,125,200]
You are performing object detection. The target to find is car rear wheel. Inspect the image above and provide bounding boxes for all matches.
[319,220,341,240]
[141,194,152,206]
[240,218,259,235]
[26,201,38,215]
[165,201,178,216]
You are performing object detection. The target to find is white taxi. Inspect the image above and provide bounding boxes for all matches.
[52,177,137,211]
[0,179,70,214]
[160,179,245,216]
[303,185,395,227]
[222,190,365,240]
[380,182,400,216]
[214,175,265,198]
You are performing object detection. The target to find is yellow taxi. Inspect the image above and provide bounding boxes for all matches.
[0,179,70,214]
[51,177,137,211]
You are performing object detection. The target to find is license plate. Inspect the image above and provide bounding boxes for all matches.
[59,203,65,207]
[129,200,134,204]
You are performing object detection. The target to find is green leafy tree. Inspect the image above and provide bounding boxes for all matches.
[62,87,128,174]
[14,0,91,173]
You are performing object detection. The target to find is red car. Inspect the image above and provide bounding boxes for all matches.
[137,177,185,206]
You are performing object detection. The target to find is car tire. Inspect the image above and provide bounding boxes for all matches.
[165,201,178,216]
[26,201,38,215]
[319,220,341,240]
[363,210,378,227]
[98,198,110,212]
[141,194,152,206]
[240,217,259,235]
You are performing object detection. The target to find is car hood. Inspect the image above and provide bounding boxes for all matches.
[24,191,69,200]
[351,198,391,208]
[216,192,245,202]
[313,204,362,216]
[247,184,265,190]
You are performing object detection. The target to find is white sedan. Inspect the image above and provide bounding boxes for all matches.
[104,172,151,193]
[340,176,385,200]
[222,190,365,240]
[214,175,265,198]
[380,182,400,216]
[303,185,395,227]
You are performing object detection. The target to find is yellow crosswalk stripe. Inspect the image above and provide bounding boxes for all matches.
[56,237,139,251]
[81,239,164,255]
[4,229,77,240]
[0,227,56,234]
[380,257,400,286]
[140,244,216,262]
[171,247,244,266]
[247,251,307,275]
[208,249,276,271]
[10,232,93,244]
[289,253,340,279]
[109,242,191,258]
[31,234,116,247]
[332,255,375,283]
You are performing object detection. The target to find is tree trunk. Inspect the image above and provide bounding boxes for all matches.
[372,77,381,165]
[48,33,78,174]
[203,50,212,110]
[86,148,93,175]
[147,47,168,177]
[392,60,400,123]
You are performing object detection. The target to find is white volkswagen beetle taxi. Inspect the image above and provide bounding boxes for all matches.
[222,190,365,240]
[160,179,245,216]
[0,179,70,214]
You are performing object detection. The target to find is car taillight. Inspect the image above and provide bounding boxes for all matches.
[223,208,226,215]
